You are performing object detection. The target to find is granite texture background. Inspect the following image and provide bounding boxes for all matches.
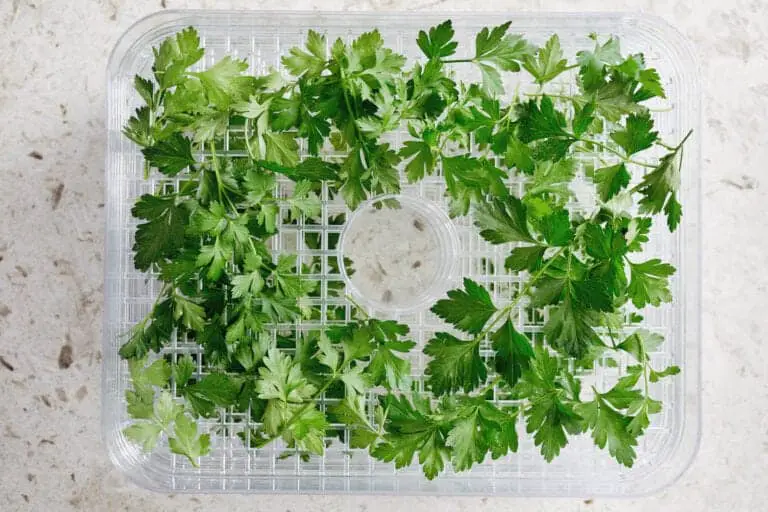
[0,0,766,510]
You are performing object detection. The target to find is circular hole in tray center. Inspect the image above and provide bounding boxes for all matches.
[338,194,459,313]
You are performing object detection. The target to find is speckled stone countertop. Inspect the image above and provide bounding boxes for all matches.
[0,1,765,510]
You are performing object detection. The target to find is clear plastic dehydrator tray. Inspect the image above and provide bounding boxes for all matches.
[103,10,701,496]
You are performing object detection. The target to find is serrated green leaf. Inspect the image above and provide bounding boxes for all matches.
[169,413,211,466]
[577,36,622,92]
[517,95,573,143]
[282,30,327,76]
[576,395,637,467]
[505,245,546,272]
[523,34,569,84]
[152,27,205,89]
[263,131,300,167]
[474,195,535,245]
[430,278,497,334]
[627,258,675,308]
[610,112,658,156]
[538,209,573,246]
[124,422,163,452]
[142,133,195,176]
[424,333,486,394]
[399,139,436,182]
[417,20,458,59]
[474,23,533,72]
[491,319,534,388]
[594,163,630,202]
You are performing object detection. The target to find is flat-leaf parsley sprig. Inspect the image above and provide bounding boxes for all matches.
[119,21,690,478]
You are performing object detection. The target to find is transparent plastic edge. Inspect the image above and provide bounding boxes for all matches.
[103,9,187,492]
[607,13,702,498]
[102,9,702,497]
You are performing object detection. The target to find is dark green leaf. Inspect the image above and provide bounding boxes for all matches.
[142,133,196,176]
[417,20,458,59]
[517,96,573,143]
[131,195,188,271]
[474,195,535,244]
[424,333,486,394]
[627,258,675,308]
[505,245,546,272]
[576,395,637,467]
[594,163,630,202]
[538,209,573,246]
[491,319,534,387]
[610,112,658,156]
[430,278,497,334]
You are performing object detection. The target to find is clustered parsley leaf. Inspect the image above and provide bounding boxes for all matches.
[119,22,690,480]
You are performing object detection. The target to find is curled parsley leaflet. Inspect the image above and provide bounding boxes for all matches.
[119,21,689,478]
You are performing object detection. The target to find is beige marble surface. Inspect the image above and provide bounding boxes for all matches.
[0,0,766,510]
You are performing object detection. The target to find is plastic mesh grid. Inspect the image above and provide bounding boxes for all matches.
[104,12,696,495]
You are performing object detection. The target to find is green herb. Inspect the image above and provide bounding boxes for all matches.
[119,22,690,479]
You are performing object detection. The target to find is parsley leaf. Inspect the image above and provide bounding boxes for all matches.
[474,22,533,72]
[193,56,252,108]
[521,348,582,462]
[576,394,637,467]
[523,34,569,84]
[124,422,164,452]
[399,138,436,182]
[627,258,675,308]
[282,30,327,76]
[132,194,188,271]
[517,96,573,143]
[516,96,576,160]
[119,296,175,359]
[543,295,604,358]
[424,332,487,394]
[287,180,321,221]
[152,27,205,89]
[610,112,658,156]
[142,133,196,176]
[474,195,535,244]
[372,395,448,480]
[593,163,630,202]
[442,155,508,216]
[169,413,212,465]
[637,133,691,231]
[431,278,497,334]
[491,319,534,387]
[417,20,458,59]
[576,35,622,92]
[367,339,416,391]
[331,396,381,448]
[505,245,546,272]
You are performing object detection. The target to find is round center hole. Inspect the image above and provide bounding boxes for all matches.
[338,194,459,313]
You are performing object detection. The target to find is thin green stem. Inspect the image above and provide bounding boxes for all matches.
[579,138,656,169]
[676,129,694,149]
[209,141,225,205]
[441,58,475,64]
[475,246,567,341]
[277,374,338,440]
[525,91,673,112]
[642,356,650,398]
[244,118,255,160]
[476,375,504,398]
[344,294,370,320]
[523,92,574,101]
[209,141,240,211]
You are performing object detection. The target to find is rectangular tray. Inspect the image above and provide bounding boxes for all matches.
[103,10,701,496]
